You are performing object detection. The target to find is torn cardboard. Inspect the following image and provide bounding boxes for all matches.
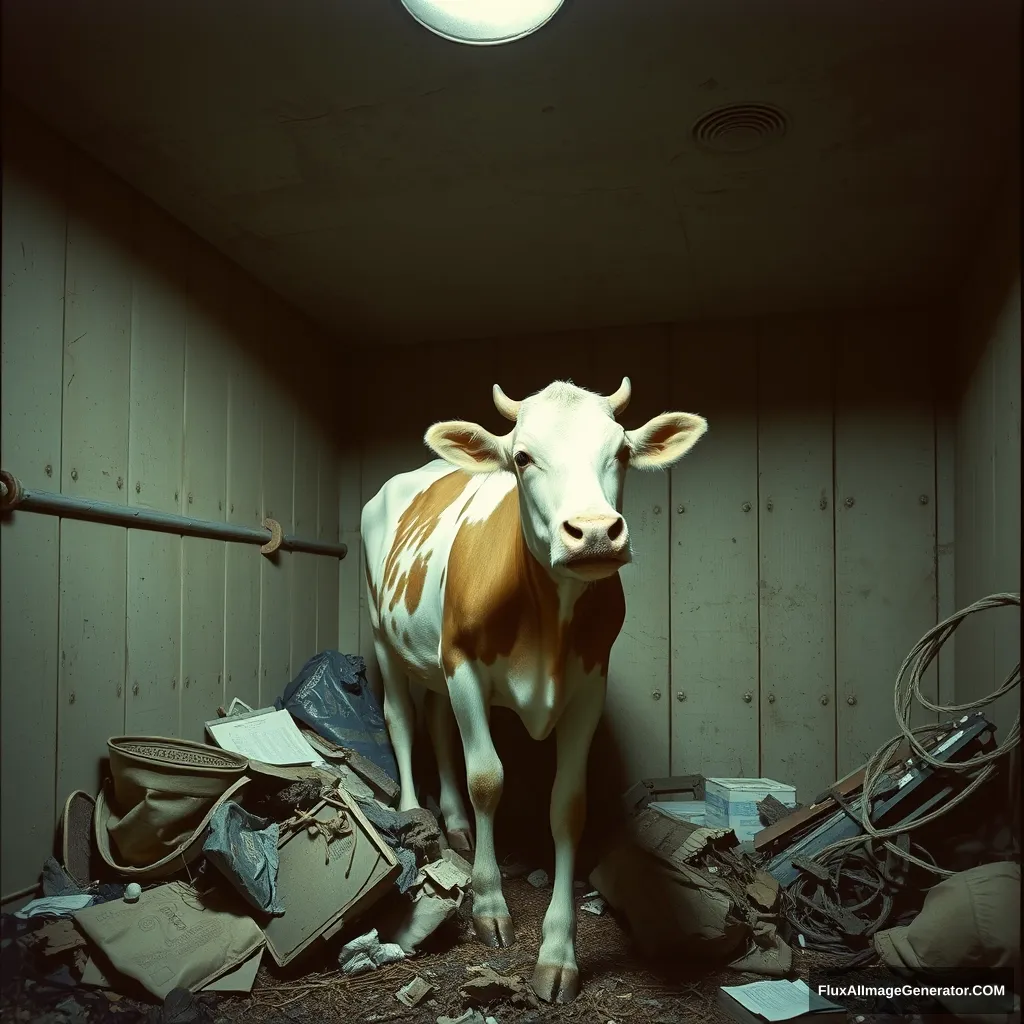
[80,948,263,994]
[72,882,264,999]
[262,785,400,966]
[590,806,792,974]
[395,976,434,1007]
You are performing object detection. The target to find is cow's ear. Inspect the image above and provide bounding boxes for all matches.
[626,412,707,469]
[425,420,509,474]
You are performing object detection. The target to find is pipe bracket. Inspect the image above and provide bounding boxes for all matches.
[261,517,284,555]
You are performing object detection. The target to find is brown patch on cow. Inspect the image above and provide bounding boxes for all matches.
[403,630,412,646]
[469,769,503,813]
[458,489,477,517]
[441,488,560,680]
[405,552,431,614]
[391,616,399,636]
[569,574,626,677]
[389,571,408,612]
[377,470,470,622]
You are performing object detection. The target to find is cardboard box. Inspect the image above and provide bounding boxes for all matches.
[651,800,706,826]
[705,778,796,842]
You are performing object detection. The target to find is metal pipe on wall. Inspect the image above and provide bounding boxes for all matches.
[0,470,347,560]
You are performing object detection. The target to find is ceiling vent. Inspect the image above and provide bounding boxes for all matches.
[691,103,789,153]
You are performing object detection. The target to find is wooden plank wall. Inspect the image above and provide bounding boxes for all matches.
[0,103,360,896]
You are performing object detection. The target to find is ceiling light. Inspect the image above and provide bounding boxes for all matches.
[400,0,564,46]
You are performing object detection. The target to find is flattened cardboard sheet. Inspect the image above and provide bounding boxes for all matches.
[262,785,400,967]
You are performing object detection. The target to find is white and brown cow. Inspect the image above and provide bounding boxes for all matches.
[361,377,707,1002]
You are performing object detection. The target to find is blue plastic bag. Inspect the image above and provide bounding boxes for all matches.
[275,651,398,782]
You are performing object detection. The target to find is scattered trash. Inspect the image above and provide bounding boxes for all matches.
[263,789,400,967]
[438,1011,498,1024]
[203,801,284,915]
[395,975,434,1007]
[338,928,408,975]
[590,798,792,975]
[461,965,538,1009]
[124,882,142,903]
[718,978,844,1022]
[14,895,94,919]
[41,857,84,898]
[356,800,432,893]
[21,919,87,957]
[705,778,797,843]
[205,707,325,768]
[580,893,606,916]
[154,986,216,1024]
[525,869,549,888]
[73,881,265,999]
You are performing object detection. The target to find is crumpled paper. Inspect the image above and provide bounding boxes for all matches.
[337,928,408,975]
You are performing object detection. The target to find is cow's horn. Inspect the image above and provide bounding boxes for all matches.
[607,376,631,417]
[492,384,521,422]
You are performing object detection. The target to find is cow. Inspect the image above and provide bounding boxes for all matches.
[360,377,707,1003]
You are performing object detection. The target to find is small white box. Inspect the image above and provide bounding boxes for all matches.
[704,778,797,842]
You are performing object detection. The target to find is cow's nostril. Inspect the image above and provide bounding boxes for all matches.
[607,517,624,541]
[563,521,584,541]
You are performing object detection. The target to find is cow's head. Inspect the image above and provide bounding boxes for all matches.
[425,378,707,582]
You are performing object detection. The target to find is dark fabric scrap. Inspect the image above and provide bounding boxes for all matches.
[354,801,424,893]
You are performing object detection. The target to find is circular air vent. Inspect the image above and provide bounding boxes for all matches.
[691,103,789,153]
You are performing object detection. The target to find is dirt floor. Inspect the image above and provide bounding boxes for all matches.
[215,875,813,1024]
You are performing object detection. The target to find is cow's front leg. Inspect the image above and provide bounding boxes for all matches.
[532,680,605,1003]
[448,668,514,947]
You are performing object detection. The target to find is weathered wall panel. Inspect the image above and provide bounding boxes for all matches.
[0,106,67,895]
[317,442,341,652]
[224,333,264,711]
[180,250,230,739]
[589,327,673,788]
[757,321,836,803]
[669,322,760,779]
[125,202,186,734]
[57,150,133,801]
[1,106,356,896]
[954,169,1021,740]
[260,362,296,705]
[291,411,319,678]
[835,313,938,774]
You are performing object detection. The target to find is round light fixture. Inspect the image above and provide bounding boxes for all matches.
[399,0,564,45]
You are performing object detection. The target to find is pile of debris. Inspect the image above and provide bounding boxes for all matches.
[3,640,1020,1024]
[1,651,478,1021]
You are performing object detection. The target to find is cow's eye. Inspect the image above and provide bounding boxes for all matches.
[513,450,532,469]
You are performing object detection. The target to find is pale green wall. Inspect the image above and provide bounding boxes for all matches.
[953,165,1021,743]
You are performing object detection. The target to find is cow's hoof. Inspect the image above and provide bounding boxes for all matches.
[473,913,515,948]
[531,963,580,1004]
[447,827,474,855]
